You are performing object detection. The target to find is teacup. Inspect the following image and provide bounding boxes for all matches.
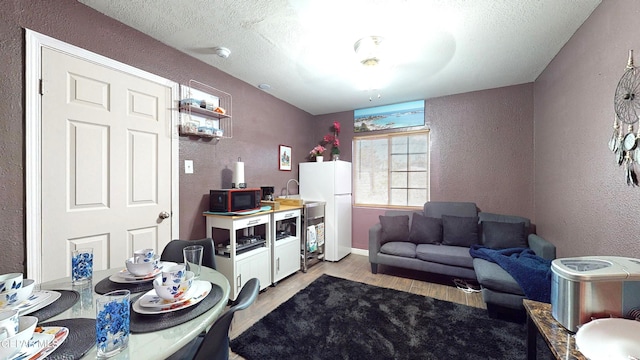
[0,310,19,341]
[0,316,38,359]
[0,273,22,293]
[162,264,186,286]
[0,279,35,309]
[133,248,155,264]
[154,271,194,301]
[125,255,160,276]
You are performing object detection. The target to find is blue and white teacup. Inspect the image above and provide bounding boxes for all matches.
[154,271,194,301]
[162,264,186,286]
[125,255,160,276]
[0,309,19,341]
[133,248,155,264]
[0,273,22,294]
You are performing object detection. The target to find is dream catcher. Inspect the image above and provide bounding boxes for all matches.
[611,50,640,186]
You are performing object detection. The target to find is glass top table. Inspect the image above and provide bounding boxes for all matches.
[39,266,230,359]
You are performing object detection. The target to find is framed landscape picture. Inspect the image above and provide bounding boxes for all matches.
[279,144,292,171]
[354,100,425,132]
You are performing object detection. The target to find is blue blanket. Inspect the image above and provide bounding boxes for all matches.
[469,245,552,303]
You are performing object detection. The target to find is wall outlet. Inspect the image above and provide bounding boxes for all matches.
[185,160,194,174]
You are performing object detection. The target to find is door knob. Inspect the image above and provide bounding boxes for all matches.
[159,211,170,219]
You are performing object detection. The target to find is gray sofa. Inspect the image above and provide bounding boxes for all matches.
[368,201,556,315]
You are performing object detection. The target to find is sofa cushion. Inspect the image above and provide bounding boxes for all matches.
[408,213,442,244]
[380,242,417,258]
[379,215,410,244]
[473,258,524,295]
[424,202,478,218]
[481,221,527,249]
[384,210,418,227]
[416,244,474,268]
[441,215,479,247]
[479,212,531,232]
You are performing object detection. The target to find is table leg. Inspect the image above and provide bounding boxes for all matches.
[527,313,537,360]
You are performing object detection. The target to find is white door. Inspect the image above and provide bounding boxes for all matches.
[40,47,173,282]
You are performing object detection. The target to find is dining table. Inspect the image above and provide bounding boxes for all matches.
[37,265,231,359]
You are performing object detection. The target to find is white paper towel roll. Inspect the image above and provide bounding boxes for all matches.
[233,161,245,188]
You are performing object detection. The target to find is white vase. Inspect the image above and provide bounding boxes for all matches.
[316,156,323,162]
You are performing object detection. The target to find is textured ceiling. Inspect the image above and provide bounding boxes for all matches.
[78,0,601,115]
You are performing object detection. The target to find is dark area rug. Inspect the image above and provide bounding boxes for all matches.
[230,274,553,360]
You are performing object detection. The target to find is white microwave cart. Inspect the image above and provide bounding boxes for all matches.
[204,211,271,300]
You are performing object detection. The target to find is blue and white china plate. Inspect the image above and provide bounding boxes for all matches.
[3,290,59,315]
[18,290,61,315]
[110,262,176,284]
[9,326,69,360]
[132,280,211,314]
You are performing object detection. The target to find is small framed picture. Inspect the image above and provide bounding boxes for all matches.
[279,145,292,171]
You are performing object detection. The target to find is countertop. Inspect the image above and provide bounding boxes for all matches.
[202,204,302,219]
[524,299,586,360]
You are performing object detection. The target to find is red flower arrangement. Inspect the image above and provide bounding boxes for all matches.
[325,121,341,155]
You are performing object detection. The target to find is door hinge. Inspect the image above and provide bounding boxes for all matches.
[39,79,43,95]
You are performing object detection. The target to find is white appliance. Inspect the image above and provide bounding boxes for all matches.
[300,160,352,261]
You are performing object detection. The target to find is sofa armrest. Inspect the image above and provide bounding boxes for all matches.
[369,223,382,262]
[528,234,556,260]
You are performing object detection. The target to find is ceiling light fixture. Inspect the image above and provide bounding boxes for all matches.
[213,46,231,59]
[258,83,271,90]
[354,36,389,101]
[354,36,385,67]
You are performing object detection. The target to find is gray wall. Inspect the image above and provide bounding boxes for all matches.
[348,84,534,250]
[534,0,640,258]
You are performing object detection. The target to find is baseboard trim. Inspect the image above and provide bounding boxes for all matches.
[351,248,368,256]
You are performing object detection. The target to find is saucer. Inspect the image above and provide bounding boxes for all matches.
[110,262,176,284]
[9,326,69,360]
[133,280,211,314]
[18,290,61,316]
[138,281,200,308]
[109,271,159,284]
[4,290,56,315]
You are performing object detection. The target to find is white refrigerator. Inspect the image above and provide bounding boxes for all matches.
[299,160,352,261]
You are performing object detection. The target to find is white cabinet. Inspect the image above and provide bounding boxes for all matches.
[273,239,300,282]
[236,248,271,292]
[204,212,271,300]
[272,208,301,283]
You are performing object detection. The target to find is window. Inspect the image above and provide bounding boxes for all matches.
[353,130,429,207]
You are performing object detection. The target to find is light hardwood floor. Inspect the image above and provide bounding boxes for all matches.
[228,253,486,359]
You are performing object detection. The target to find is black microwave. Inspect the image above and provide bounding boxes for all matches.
[209,188,261,213]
